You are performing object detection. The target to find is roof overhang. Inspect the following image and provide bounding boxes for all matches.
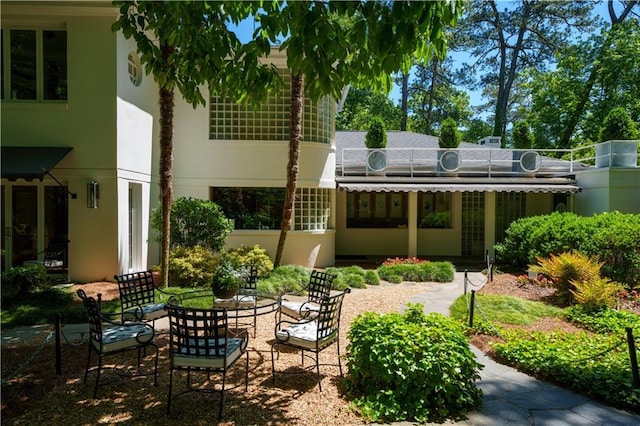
[1,146,73,181]
[337,182,581,193]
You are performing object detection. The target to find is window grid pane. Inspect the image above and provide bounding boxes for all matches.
[495,193,526,243]
[294,188,331,231]
[210,69,334,143]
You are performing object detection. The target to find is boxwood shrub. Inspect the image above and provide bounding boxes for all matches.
[495,212,640,287]
[345,304,483,423]
[377,261,455,283]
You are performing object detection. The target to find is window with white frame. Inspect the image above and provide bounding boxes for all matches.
[1,27,67,101]
[210,187,332,231]
[209,69,334,143]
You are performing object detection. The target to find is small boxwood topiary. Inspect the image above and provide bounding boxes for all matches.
[345,304,483,423]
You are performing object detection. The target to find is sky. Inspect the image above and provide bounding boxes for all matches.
[231,1,625,111]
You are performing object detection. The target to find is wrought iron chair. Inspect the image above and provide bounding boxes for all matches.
[23,238,69,282]
[228,264,259,337]
[165,304,249,419]
[114,270,169,324]
[76,289,159,398]
[277,270,336,323]
[271,288,350,391]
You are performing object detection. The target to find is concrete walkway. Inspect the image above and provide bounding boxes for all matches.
[2,273,639,425]
[399,272,640,426]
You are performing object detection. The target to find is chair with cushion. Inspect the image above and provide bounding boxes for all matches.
[115,270,168,324]
[228,264,259,337]
[277,270,336,323]
[23,238,69,282]
[165,304,249,419]
[76,289,159,398]
[271,288,350,391]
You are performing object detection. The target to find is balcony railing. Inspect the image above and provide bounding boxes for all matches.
[337,140,639,178]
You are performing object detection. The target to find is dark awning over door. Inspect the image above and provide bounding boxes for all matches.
[1,146,73,181]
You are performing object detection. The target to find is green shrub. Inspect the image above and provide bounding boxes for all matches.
[570,277,623,312]
[377,261,455,283]
[598,107,639,141]
[438,117,461,148]
[345,304,483,423]
[167,245,219,288]
[364,270,380,286]
[495,212,640,287]
[565,305,640,335]
[365,117,387,149]
[1,264,50,299]
[257,265,310,295]
[150,197,232,252]
[226,244,274,277]
[512,121,535,149]
[531,251,602,305]
[325,265,377,290]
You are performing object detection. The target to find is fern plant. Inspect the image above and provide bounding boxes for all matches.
[570,277,623,312]
[530,251,602,305]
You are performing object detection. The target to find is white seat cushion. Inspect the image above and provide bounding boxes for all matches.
[93,323,154,352]
[276,320,336,350]
[172,337,244,369]
[125,303,166,321]
[280,300,320,320]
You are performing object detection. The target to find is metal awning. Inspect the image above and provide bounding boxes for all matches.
[1,146,73,181]
[337,182,581,193]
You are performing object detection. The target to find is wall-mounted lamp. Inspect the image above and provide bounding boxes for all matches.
[87,180,99,209]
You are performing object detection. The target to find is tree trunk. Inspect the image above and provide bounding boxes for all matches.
[401,72,409,131]
[426,59,438,134]
[159,43,175,287]
[275,73,304,267]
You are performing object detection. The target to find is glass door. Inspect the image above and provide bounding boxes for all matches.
[12,186,37,266]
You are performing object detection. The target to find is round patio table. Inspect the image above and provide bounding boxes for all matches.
[165,289,279,319]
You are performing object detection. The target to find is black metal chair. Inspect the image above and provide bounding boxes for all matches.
[76,289,159,398]
[271,288,350,391]
[165,304,249,419]
[114,270,169,324]
[229,264,259,337]
[277,270,336,323]
[23,238,69,282]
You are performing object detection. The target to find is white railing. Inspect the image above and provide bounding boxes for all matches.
[338,140,639,178]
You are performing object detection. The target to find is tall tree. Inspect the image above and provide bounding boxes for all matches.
[336,87,402,130]
[407,56,471,135]
[556,0,639,149]
[454,0,595,138]
[256,1,463,266]
[113,1,281,285]
[526,17,640,148]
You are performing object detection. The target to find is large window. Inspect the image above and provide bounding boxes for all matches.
[417,192,453,228]
[495,192,526,243]
[346,192,407,228]
[210,187,331,231]
[1,28,67,101]
[209,69,334,143]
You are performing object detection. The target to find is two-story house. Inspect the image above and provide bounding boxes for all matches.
[2,2,638,282]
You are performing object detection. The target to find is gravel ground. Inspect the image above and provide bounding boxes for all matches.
[2,281,433,425]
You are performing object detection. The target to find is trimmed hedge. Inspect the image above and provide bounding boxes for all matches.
[495,212,640,288]
[377,261,455,283]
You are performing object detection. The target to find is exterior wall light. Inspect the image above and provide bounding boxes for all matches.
[87,180,99,209]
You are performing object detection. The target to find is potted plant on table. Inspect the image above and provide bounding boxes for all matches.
[212,255,246,299]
